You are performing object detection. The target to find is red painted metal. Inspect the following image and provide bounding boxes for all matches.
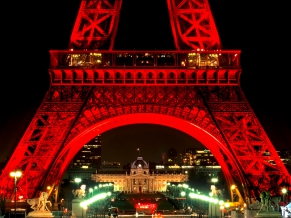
[0,0,290,203]
[167,0,221,50]
[70,0,122,50]
[49,50,241,86]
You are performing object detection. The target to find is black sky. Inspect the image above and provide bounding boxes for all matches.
[0,0,291,165]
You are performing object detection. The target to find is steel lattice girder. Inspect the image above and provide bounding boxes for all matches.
[71,0,220,50]
[43,85,245,197]
[0,0,290,202]
[70,0,122,50]
[0,86,92,198]
[199,86,291,195]
[1,85,290,200]
[167,0,221,50]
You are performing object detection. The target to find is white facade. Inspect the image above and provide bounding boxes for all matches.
[91,157,188,193]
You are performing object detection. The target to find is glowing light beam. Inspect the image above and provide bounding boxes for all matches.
[80,192,110,207]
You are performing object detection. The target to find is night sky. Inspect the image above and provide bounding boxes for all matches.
[0,0,291,166]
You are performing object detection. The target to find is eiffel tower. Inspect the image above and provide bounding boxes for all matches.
[0,0,290,203]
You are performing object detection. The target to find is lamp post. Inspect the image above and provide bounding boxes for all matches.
[181,191,186,197]
[211,178,218,187]
[209,192,213,218]
[171,184,176,198]
[219,205,224,218]
[282,188,287,202]
[10,170,22,218]
[89,188,93,197]
[75,178,81,189]
[94,186,98,194]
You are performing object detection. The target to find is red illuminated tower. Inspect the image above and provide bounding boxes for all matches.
[0,0,290,204]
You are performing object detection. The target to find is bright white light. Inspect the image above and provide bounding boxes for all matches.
[211,178,218,183]
[10,171,22,177]
[75,178,81,183]
[80,193,107,207]
[189,191,222,204]
[282,188,287,194]
[212,198,219,204]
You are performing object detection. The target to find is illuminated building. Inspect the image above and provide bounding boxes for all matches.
[177,149,221,177]
[161,148,178,165]
[191,149,220,177]
[181,148,196,165]
[192,149,217,166]
[97,161,123,173]
[91,157,188,192]
[160,148,222,177]
[64,135,102,180]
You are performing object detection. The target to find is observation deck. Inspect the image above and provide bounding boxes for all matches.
[49,50,241,86]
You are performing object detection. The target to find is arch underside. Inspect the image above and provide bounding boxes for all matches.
[51,86,291,198]
[46,85,247,196]
[1,85,290,200]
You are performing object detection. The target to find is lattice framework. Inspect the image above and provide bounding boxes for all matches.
[0,0,290,203]
[167,0,221,50]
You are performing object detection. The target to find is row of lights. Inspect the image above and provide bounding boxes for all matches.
[75,177,113,194]
[167,180,238,216]
[80,192,112,209]
[168,179,290,215]
[10,174,289,216]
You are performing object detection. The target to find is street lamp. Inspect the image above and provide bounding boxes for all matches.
[99,184,103,193]
[282,187,287,202]
[219,205,224,218]
[224,202,230,218]
[89,188,93,197]
[10,170,22,218]
[75,178,81,188]
[209,192,213,218]
[181,191,186,197]
[211,178,218,185]
[171,184,176,198]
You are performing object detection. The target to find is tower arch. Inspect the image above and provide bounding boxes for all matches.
[47,112,248,201]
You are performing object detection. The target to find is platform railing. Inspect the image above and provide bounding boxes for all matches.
[49,50,240,69]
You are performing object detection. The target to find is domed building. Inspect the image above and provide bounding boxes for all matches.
[92,157,188,193]
[131,156,150,175]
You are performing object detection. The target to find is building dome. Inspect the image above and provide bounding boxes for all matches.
[131,157,149,169]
